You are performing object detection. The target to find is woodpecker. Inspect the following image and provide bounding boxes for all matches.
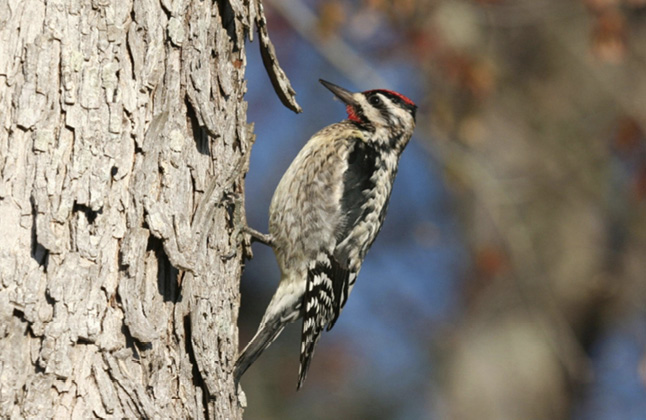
[235,79,417,389]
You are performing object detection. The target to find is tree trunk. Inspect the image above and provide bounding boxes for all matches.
[0,0,297,418]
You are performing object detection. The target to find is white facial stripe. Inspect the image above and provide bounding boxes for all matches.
[354,94,386,126]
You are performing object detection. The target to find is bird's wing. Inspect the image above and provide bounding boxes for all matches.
[331,138,379,319]
[298,251,348,388]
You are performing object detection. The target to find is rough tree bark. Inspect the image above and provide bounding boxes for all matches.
[0,0,298,418]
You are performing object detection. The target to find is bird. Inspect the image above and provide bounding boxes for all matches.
[235,79,417,389]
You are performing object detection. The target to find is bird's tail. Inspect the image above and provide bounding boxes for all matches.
[234,280,303,384]
[233,315,286,384]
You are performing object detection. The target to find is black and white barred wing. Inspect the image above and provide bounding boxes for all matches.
[298,252,349,388]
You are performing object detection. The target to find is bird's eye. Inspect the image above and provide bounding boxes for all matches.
[369,96,382,106]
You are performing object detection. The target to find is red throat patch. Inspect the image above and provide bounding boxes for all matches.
[346,104,362,123]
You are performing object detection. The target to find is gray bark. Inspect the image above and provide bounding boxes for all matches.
[0,0,297,418]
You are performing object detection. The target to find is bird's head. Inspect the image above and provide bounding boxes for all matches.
[320,79,417,151]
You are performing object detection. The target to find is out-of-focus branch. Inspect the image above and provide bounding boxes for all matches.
[420,124,590,376]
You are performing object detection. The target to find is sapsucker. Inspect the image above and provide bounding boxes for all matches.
[235,79,417,389]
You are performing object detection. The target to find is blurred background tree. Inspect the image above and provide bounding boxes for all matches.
[238,0,646,419]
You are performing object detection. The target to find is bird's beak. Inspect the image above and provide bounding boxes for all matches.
[319,79,358,107]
